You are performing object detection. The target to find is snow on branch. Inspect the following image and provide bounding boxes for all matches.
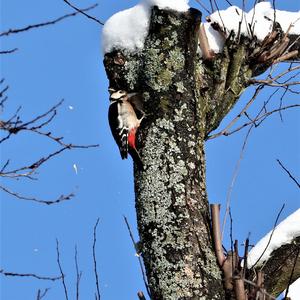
[201,2,300,56]
[103,0,299,59]
[248,208,300,268]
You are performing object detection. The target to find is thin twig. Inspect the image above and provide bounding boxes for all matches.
[251,204,285,269]
[220,104,300,137]
[0,4,99,37]
[284,246,300,299]
[62,0,104,25]
[208,85,264,140]
[194,0,211,14]
[0,185,74,205]
[276,159,300,189]
[243,278,276,299]
[36,288,50,300]
[0,269,61,281]
[221,125,254,239]
[75,245,82,300]
[123,216,151,298]
[93,218,101,300]
[56,239,69,300]
[0,48,18,54]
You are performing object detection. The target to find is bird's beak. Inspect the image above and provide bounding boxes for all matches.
[108,88,116,94]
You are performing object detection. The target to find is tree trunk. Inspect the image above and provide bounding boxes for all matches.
[103,5,299,299]
[133,8,224,299]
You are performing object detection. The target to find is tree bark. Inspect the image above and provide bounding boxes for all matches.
[133,8,224,299]
[253,236,300,298]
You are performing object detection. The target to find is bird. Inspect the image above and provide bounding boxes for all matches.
[108,89,144,168]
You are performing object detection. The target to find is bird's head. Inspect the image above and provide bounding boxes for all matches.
[109,90,128,101]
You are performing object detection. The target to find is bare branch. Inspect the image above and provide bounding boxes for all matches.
[194,0,211,14]
[0,99,99,182]
[276,159,300,189]
[233,277,246,300]
[36,288,50,300]
[62,0,104,25]
[0,269,61,281]
[208,85,264,140]
[123,216,151,298]
[56,239,69,300]
[0,4,99,37]
[0,185,74,205]
[75,245,82,300]
[243,278,276,299]
[221,125,254,238]
[251,204,285,269]
[0,48,18,54]
[93,218,101,300]
[210,204,226,266]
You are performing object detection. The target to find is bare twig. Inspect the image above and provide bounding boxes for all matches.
[56,239,69,300]
[0,48,18,54]
[123,216,151,298]
[194,0,211,14]
[208,85,264,140]
[251,204,285,269]
[243,278,276,299]
[62,0,104,25]
[284,246,300,299]
[0,4,99,37]
[276,159,300,189]
[75,245,82,300]
[0,269,61,281]
[0,185,74,205]
[36,288,50,300]
[217,104,300,137]
[221,125,254,239]
[93,218,101,300]
[0,99,99,180]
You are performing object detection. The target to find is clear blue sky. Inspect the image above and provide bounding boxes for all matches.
[1,1,299,299]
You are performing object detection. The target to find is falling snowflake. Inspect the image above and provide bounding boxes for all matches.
[73,164,78,174]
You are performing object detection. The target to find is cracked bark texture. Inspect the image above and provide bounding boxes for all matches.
[103,5,299,300]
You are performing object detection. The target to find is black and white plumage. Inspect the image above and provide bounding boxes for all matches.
[108,90,144,168]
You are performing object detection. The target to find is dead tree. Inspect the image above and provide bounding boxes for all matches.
[103,5,300,299]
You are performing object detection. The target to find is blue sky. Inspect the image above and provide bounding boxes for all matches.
[1,1,299,299]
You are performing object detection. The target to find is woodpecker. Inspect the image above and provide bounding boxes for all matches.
[108,90,144,168]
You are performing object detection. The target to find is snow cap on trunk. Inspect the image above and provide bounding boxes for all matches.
[102,0,190,53]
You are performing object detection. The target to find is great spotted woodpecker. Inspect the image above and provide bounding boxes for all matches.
[108,90,144,168]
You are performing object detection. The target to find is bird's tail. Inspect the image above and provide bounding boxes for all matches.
[129,148,144,170]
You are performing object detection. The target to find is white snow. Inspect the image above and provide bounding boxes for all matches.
[73,163,78,174]
[103,1,300,56]
[102,0,190,53]
[285,277,300,300]
[145,0,189,12]
[202,2,300,54]
[202,22,225,54]
[247,208,300,268]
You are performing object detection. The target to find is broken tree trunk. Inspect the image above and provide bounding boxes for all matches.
[103,5,299,300]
